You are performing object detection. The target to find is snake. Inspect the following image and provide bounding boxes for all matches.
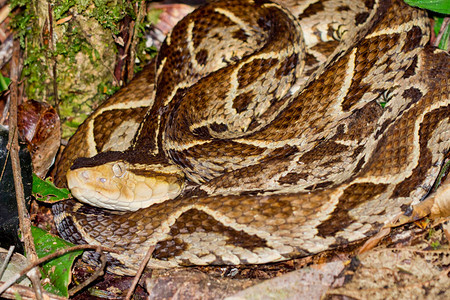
[52,0,450,276]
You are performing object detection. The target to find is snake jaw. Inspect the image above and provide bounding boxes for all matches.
[66,161,185,211]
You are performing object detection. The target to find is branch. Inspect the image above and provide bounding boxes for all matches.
[8,38,44,300]
[0,280,66,300]
[125,245,154,300]
[0,244,119,295]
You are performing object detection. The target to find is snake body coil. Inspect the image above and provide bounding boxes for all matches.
[53,0,450,275]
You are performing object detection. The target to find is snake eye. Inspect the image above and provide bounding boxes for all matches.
[112,162,126,177]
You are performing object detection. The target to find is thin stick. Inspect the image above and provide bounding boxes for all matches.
[0,280,66,300]
[0,245,118,295]
[47,0,59,115]
[69,249,107,296]
[8,38,44,300]
[0,246,15,279]
[126,0,146,83]
[123,17,135,82]
[434,17,450,49]
[125,246,155,300]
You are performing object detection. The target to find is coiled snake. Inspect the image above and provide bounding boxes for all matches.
[52,0,450,275]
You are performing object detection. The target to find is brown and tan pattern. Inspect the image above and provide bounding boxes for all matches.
[52,0,450,275]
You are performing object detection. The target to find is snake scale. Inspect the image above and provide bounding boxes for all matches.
[52,0,450,276]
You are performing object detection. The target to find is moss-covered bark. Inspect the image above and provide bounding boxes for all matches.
[11,0,154,138]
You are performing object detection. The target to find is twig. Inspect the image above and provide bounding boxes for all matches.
[434,17,450,49]
[125,245,155,300]
[122,17,135,82]
[0,146,9,181]
[47,0,59,115]
[68,248,107,296]
[0,244,118,295]
[0,246,15,279]
[8,38,44,300]
[126,0,147,83]
[0,280,66,300]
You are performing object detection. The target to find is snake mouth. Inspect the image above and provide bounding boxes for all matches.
[66,162,185,211]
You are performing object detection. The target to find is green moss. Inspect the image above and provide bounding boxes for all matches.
[10,0,160,138]
[91,0,127,34]
[9,0,157,138]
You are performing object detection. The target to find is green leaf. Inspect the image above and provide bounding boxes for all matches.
[32,174,71,203]
[0,72,10,92]
[31,226,83,297]
[404,0,450,14]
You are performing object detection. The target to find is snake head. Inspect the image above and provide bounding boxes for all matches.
[66,159,185,211]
